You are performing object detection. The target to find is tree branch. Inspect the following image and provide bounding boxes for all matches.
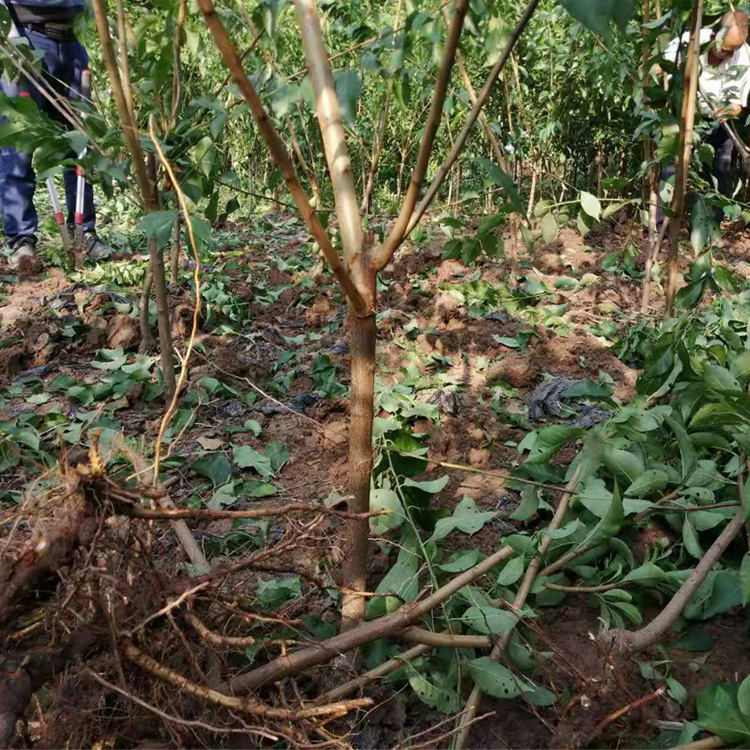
[220,544,514,694]
[294,0,362,267]
[195,0,367,316]
[372,0,541,270]
[375,0,470,267]
[123,641,373,719]
[455,464,583,749]
[601,510,744,654]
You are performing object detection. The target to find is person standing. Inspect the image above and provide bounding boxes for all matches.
[1,0,112,268]
[662,10,750,221]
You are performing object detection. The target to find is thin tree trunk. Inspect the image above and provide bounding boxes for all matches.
[139,269,155,352]
[360,91,389,214]
[342,306,376,629]
[114,0,135,122]
[92,0,175,399]
[293,0,372,628]
[147,153,177,399]
[527,162,538,220]
[288,118,321,205]
[171,217,182,286]
[665,0,703,315]
[170,0,188,127]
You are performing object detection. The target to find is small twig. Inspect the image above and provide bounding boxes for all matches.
[85,669,280,740]
[185,612,257,647]
[123,641,373,719]
[119,501,385,521]
[544,582,627,594]
[591,687,665,738]
[127,582,210,636]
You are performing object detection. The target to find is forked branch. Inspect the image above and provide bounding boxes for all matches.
[195,0,367,315]
[376,0,471,265]
[372,0,542,270]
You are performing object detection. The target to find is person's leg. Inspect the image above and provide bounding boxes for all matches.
[713,125,735,199]
[0,78,38,247]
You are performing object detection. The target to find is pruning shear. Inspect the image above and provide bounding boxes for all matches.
[71,69,91,267]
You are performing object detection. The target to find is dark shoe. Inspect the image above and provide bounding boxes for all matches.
[84,230,113,259]
[7,235,37,269]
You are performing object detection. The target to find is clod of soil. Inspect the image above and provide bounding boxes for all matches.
[108,315,141,351]
[487,352,541,389]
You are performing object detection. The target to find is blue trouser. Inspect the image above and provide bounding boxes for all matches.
[0,28,95,243]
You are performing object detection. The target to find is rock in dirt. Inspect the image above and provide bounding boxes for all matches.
[107,315,141,351]
[488,353,540,389]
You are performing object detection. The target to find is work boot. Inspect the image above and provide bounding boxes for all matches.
[84,230,113,259]
[6,235,37,269]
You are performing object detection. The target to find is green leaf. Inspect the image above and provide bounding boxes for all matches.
[703,364,741,392]
[625,470,669,498]
[403,476,449,494]
[510,485,540,521]
[437,550,483,573]
[430,497,496,541]
[138,210,178,249]
[665,417,697,480]
[462,605,518,635]
[467,657,526,699]
[407,671,460,714]
[369,488,405,535]
[265,441,289,473]
[192,454,232,486]
[541,212,558,243]
[731,351,750,382]
[622,562,668,585]
[527,425,583,464]
[554,276,579,291]
[233,445,273,477]
[334,70,361,125]
[603,445,644,484]
[476,157,525,216]
[580,191,601,221]
[368,528,420,619]
[193,135,216,177]
[667,677,689,705]
[558,0,635,35]
[683,517,703,559]
[697,684,750,744]
[739,675,750,718]
[497,556,525,586]
[715,265,740,293]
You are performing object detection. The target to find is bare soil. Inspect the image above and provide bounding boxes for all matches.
[2,215,750,748]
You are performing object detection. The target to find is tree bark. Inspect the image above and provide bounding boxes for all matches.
[139,268,155,352]
[341,308,376,627]
[665,0,703,315]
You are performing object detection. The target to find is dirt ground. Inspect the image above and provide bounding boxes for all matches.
[2,213,750,748]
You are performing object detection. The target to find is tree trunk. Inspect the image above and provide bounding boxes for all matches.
[139,269,155,352]
[665,0,702,315]
[146,154,177,399]
[171,216,182,286]
[341,305,376,628]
